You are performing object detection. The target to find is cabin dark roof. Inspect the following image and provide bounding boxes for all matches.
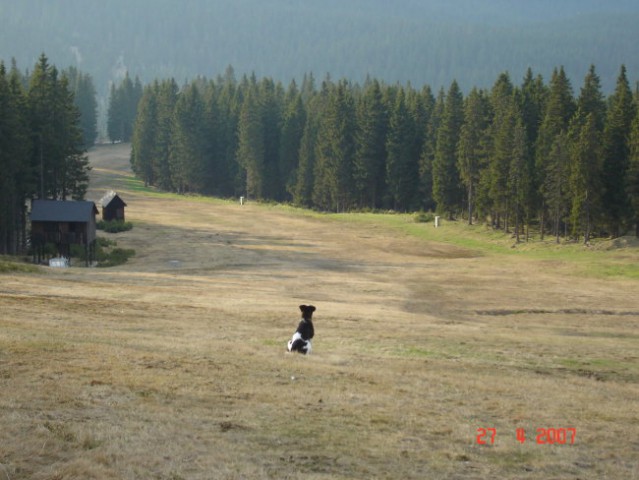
[30,200,98,222]
[100,191,127,208]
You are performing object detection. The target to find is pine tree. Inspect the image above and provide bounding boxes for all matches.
[509,115,531,242]
[569,113,603,243]
[313,80,356,211]
[279,89,306,201]
[627,110,639,236]
[28,54,89,200]
[237,88,265,200]
[418,88,443,212]
[535,67,575,238]
[457,88,489,224]
[65,66,98,148]
[385,88,417,211]
[154,79,178,190]
[484,73,516,229]
[0,62,31,253]
[107,72,143,143]
[170,83,208,193]
[544,132,571,243]
[353,79,387,209]
[432,80,464,218]
[602,65,636,236]
[131,84,158,186]
[259,78,284,200]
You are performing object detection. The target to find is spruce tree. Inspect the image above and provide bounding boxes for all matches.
[154,79,178,190]
[457,88,489,224]
[544,132,571,243]
[385,88,417,211]
[313,80,356,212]
[170,83,208,193]
[237,88,265,200]
[484,73,515,229]
[279,91,306,201]
[419,88,443,212]
[131,84,158,187]
[0,62,31,253]
[626,108,639,237]
[569,113,603,243]
[535,67,575,238]
[353,79,387,209]
[602,65,636,236]
[432,80,464,218]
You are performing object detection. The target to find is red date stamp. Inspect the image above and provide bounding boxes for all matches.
[476,427,576,445]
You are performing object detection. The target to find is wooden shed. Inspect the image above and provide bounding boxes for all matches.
[100,191,127,221]
[30,199,98,266]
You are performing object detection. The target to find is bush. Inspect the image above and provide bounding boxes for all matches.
[97,220,133,233]
[97,247,135,268]
[414,211,435,223]
[71,237,135,267]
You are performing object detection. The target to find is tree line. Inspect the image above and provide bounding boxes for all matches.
[0,54,93,254]
[130,65,639,242]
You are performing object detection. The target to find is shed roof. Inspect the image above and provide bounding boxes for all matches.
[100,190,127,208]
[31,200,98,223]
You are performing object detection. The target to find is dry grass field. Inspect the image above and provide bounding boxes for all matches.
[1,143,638,479]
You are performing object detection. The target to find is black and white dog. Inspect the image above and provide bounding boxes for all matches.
[287,305,316,354]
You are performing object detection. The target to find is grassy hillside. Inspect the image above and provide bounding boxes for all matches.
[0,143,637,479]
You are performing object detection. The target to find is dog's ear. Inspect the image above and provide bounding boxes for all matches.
[308,305,316,312]
[299,304,307,312]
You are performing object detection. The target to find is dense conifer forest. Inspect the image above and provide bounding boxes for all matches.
[0,55,92,254]
[126,65,639,242]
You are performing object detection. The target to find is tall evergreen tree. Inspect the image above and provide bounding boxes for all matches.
[131,84,158,186]
[259,77,284,199]
[544,132,571,243]
[65,66,98,148]
[153,79,178,190]
[535,66,575,238]
[28,54,89,200]
[385,88,417,211]
[432,80,464,218]
[602,65,636,236]
[353,79,387,209]
[0,63,30,253]
[569,113,603,243]
[418,88,443,211]
[237,88,265,200]
[484,73,516,229]
[313,81,356,211]
[626,109,639,237]
[170,83,208,193]
[457,88,489,224]
[509,115,531,242]
[107,72,143,143]
[279,88,306,201]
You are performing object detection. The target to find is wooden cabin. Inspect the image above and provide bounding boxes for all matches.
[30,199,98,266]
[100,191,127,222]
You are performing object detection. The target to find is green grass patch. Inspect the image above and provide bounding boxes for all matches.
[0,256,40,274]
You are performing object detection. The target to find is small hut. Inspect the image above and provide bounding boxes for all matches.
[100,191,127,221]
[30,199,98,266]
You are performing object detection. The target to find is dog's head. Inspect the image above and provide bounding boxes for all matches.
[299,304,316,320]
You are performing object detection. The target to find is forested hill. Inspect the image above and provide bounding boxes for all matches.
[1,0,639,94]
